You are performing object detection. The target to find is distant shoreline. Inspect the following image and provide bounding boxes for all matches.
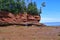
[42,22,60,26]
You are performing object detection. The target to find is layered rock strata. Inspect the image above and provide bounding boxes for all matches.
[0,11,42,26]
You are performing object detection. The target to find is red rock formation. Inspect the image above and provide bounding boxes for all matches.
[0,11,41,26]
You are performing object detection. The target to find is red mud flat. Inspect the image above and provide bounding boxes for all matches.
[0,25,60,40]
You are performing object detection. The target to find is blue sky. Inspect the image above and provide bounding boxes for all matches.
[32,0,60,23]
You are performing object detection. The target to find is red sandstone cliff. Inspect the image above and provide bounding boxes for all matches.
[0,11,42,26]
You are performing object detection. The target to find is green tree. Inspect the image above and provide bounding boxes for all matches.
[22,0,27,12]
[0,0,6,11]
[27,2,40,15]
[15,0,21,13]
[0,0,44,15]
[0,0,15,12]
[39,2,46,14]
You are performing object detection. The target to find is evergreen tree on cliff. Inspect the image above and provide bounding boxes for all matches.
[0,0,43,15]
[0,0,15,12]
[27,1,40,15]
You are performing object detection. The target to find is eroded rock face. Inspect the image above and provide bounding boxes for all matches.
[0,11,41,26]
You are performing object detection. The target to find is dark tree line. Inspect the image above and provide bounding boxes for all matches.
[0,0,45,15]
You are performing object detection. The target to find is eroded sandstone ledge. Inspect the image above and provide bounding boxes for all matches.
[0,11,45,26]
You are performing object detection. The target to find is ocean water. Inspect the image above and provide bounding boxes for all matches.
[43,22,60,26]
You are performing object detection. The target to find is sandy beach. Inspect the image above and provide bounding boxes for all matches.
[0,25,60,40]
